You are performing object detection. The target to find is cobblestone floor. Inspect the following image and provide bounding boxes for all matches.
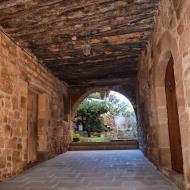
[0,150,178,190]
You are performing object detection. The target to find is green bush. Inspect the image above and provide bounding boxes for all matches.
[72,133,80,142]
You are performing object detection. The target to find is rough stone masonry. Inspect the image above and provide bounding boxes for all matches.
[0,30,71,181]
[0,0,190,189]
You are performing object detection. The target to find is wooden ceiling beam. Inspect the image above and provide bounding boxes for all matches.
[0,0,159,89]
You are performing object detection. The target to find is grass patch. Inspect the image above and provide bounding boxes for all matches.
[80,136,112,142]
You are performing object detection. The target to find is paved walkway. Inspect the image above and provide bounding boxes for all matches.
[0,150,178,190]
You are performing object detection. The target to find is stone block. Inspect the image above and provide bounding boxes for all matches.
[12,151,21,162]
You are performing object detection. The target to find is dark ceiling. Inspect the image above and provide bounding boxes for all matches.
[0,0,158,88]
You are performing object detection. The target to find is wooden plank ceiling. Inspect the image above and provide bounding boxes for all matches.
[0,0,158,87]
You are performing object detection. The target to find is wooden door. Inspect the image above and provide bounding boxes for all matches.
[165,57,183,173]
[27,90,38,163]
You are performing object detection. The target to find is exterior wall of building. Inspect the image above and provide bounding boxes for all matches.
[0,30,71,181]
[137,0,190,189]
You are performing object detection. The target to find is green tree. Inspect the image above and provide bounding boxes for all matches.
[76,98,108,137]
[105,93,137,131]
[106,94,131,117]
[76,92,136,137]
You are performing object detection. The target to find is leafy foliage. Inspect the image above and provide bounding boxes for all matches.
[76,91,136,137]
[105,93,137,130]
[88,92,101,99]
[106,94,131,117]
[72,133,80,142]
[76,98,108,136]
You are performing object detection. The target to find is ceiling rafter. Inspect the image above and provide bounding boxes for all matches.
[0,0,159,92]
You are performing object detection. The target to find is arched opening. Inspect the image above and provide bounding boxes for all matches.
[72,90,138,143]
[165,56,183,173]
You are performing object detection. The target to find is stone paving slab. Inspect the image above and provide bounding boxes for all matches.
[0,150,178,190]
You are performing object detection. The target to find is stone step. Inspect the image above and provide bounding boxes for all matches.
[69,140,139,151]
[70,140,138,146]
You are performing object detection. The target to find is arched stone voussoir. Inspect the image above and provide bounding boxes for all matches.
[70,85,136,117]
[156,31,179,62]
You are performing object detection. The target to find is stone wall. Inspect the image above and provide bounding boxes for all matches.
[0,30,71,181]
[137,0,190,189]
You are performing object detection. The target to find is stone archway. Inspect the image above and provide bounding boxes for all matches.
[153,50,172,169]
[71,87,136,118]
[153,31,187,172]
[71,88,138,141]
[71,87,104,116]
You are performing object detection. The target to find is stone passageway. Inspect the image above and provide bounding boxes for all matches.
[1,0,190,188]
[0,150,177,190]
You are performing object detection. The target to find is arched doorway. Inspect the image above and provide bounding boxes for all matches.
[73,90,138,142]
[165,56,183,173]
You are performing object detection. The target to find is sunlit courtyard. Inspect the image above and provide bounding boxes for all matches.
[73,91,137,143]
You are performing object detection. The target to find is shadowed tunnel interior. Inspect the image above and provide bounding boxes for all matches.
[0,0,190,189]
